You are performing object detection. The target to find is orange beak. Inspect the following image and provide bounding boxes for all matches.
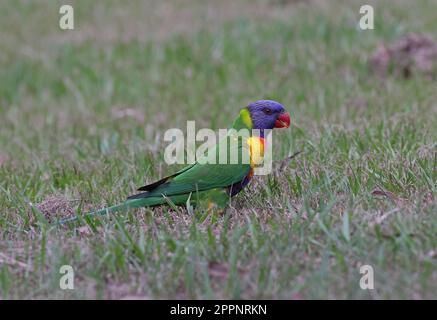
[274,112,290,128]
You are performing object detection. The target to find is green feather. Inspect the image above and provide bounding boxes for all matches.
[232,108,253,130]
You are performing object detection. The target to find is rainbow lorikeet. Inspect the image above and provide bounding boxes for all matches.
[58,100,290,224]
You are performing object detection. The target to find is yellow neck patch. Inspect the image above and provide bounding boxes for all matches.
[247,137,265,167]
[240,108,253,128]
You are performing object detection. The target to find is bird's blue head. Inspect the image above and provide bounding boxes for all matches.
[246,100,290,130]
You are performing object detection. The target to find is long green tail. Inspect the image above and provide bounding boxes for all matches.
[56,189,227,226]
[56,196,168,225]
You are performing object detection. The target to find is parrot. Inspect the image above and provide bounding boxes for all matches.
[57,100,290,224]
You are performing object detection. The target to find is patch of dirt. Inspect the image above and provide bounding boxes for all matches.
[370,34,437,79]
[33,195,76,222]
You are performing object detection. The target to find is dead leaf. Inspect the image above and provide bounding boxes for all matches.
[371,189,398,201]
[371,188,407,207]
[208,262,229,280]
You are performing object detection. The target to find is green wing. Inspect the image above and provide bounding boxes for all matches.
[132,132,251,198]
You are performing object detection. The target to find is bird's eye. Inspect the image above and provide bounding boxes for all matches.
[263,108,273,115]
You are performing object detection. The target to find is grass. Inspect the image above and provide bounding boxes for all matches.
[0,0,436,299]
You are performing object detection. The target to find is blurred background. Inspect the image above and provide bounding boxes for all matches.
[0,0,436,299]
[1,0,436,156]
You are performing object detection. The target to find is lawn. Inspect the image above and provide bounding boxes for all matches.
[0,0,436,299]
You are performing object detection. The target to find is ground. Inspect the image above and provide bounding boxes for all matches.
[0,0,436,299]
